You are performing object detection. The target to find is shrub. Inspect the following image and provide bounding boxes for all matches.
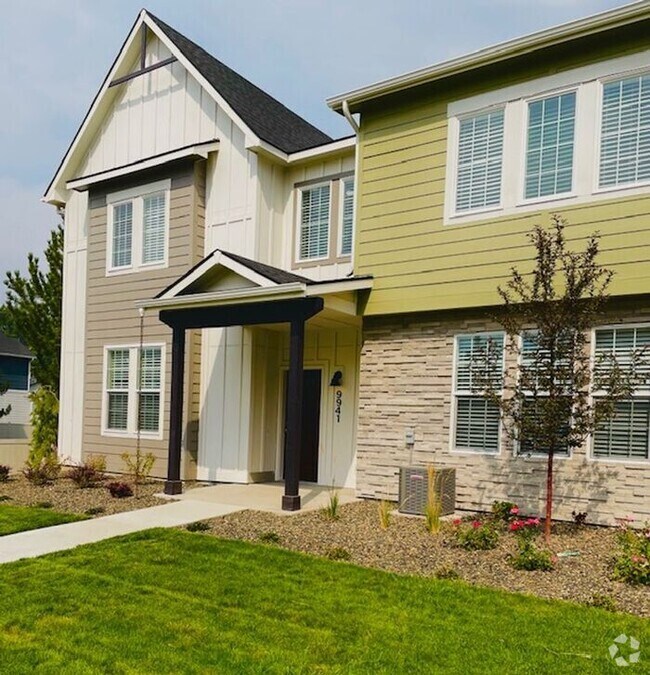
[258,531,281,544]
[186,521,210,533]
[491,500,519,523]
[453,519,500,551]
[107,481,133,499]
[66,456,106,488]
[35,501,53,509]
[572,510,588,526]
[27,387,59,466]
[434,565,460,580]
[23,454,61,485]
[509,517,554,571]
[0,495,11,502]
[587,594,618,612]
[0,465,10,482]
[325,547,351,561]
[322,491,340,521]
[378,500,392,530]
[84,506,105,516]
[424,465,443,534]
[121,451,156,488]
[612,520,650,586]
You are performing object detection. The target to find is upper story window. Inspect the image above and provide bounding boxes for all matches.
[455,109,504,212]
[525,92,576,199]
[295,175,354,265]
[0,356,30,391]
[599,74,650,189]
[106,180,170,274]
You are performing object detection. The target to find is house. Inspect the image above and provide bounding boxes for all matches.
[46,5,650,523]
[0,330,32,439]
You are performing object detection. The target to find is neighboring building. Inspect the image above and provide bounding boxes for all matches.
[46,5,650,522]
[0,331,32,438]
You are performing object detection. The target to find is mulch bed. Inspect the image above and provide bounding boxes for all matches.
[202,501,649,618]
[0,474,166,517]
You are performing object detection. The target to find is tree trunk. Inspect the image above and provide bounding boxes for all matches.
[544,449,554,544]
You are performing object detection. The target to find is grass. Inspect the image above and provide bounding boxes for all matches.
[0,504,85,536]
[0,530,647,673]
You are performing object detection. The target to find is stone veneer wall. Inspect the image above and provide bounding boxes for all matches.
[357,303,650,526]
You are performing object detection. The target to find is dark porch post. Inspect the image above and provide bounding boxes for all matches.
[164,326,186,495]
[282,317,305,511]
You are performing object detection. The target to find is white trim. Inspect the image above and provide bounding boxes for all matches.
[304,278,373,296]
[443,50,650,226]
[448,331,505,456]
[327,2,650,110]
[338,176,355,258]
[101,342,166,441]
[106,180,171,276]
[288,136,356,164]
[66,142,219,191]
[295,181,332,263]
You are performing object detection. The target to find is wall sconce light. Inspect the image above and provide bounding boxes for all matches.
[329,370,343,387]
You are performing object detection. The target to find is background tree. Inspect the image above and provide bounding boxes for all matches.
[475,216,645,543]
[0,225,63,463]
[0,381,10,420]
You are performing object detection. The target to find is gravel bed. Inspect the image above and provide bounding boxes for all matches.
[202,500,649,617]
[0,474,166,517]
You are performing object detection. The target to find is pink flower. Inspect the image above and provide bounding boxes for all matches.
[472,520,482,529]
[509,506,519,515]
[526,518,540,527]
[509,520,523,532]
[632,555,644,564]
[452,518,462,526]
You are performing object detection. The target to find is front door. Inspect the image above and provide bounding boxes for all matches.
[283,369,321,482]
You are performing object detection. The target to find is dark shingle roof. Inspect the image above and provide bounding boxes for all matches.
[222,251,314,285]
[148,13,333,154]
[0,331,31,359]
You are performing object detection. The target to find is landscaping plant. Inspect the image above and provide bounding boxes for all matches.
[23,454,61,485]
[424,465,443,534]
[0,465,10,482]
[378,499,392,529]
[491,500,519,524]
[121,450,155,497]
[66,455,106,488]
[453,519,500,550]
[258,531,281,544]
[572,510,588,527]
[473,217,647,544]
[509,517,554,571]
[612,519,650,586]
[186,521,211,533]
[325,546,351,561]
[107,482,133,499]
[322,490,340,521]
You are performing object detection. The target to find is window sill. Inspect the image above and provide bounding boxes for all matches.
[106,261,167,277]
[590,454,649,466]
[450,447,500,457]
[101,429,163,441]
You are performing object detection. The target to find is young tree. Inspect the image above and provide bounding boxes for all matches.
[475,216,645,543]
[0,381,10,420]
[1,225,63,464]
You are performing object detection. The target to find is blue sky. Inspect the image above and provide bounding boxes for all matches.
[0,0,631,288]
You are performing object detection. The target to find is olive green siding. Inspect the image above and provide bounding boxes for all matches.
[355,23,650,316]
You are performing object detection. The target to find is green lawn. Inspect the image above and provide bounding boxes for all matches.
[0,530,646,674]
[0,504,85,536]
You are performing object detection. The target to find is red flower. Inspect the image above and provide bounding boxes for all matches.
[509,506,519,515]
[471,520,482,529]
[452,518,462,526]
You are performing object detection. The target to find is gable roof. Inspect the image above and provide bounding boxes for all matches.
[0,331,32,359]
[148,12,333,154]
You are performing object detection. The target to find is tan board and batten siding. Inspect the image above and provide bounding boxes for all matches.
[356,23,650,316]
[83,161,205,479]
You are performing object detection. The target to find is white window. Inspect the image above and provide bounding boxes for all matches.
[455,109,504,212]
[107,180,170,274]
[525,92,576,199]
[452,333,504,453]
[599,74,650,189]
[340,178,354,256]
[592,326,650,460]
[103,345,164,437]
[299,184,331,260]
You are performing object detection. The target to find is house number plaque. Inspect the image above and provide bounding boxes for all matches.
[334,389,342,423]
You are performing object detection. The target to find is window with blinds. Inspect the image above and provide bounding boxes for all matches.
[142,193,166,264]
[300,185,330,260]
[111,202,133,268]
[599,74,650,188]
[593,326,650,460]
[340,179,354,256]
[106,349,130,430]
[453,333,504,453]
[455,109,504,212]
[525,92,576,199]
[138,347,162,433]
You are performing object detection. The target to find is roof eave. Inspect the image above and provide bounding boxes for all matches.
[327,1,650,112]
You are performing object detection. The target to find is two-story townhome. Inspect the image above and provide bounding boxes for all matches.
[46,10,368,511]
[328,2,650,524]
[47,4,650,522]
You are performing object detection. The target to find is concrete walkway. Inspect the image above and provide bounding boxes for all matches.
[0,499,241,564]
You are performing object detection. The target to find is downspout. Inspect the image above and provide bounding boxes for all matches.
[341,100,360,278]
[342,100,359,134]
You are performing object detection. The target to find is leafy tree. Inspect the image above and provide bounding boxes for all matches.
[0,381,10,420]
[1,225,63,393]
[1,225,63,463]
[475,216,645,543]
